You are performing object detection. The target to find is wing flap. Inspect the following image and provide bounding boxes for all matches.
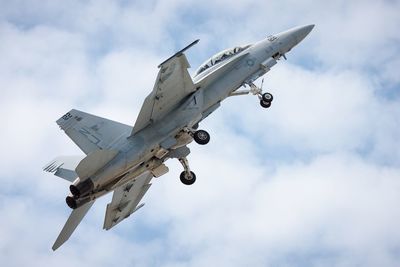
[103,172,153,230]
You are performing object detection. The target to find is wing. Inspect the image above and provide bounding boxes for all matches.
[52,200,95,251]
[57,109,132,155]
[103,172,153,230]
[43,156,83,182]
[132,40,199,134]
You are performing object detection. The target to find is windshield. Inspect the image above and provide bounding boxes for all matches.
[195,44,251,76]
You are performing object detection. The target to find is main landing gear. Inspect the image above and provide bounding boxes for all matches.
[182,127,211,145]
[193,129,210,145]
[175,128,210,185]
[178,157,196,185]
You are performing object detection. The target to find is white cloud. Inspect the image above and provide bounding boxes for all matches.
[0,0,399,266]
[144,152,400,267]
[256,65,374,151]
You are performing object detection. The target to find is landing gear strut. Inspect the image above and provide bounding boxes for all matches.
[248,81,273,109]
[178,157,196,185]
[228,79,273,109]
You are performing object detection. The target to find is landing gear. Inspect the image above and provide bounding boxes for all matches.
[262,92,273,102]
[178,157,196,185]
[180,171,196,185]
[228,79,274,109]
[260,100,271,108]
[182,127,211,145]
[248,81,273,109]
[175,127,209,185]
[193,130,210,145]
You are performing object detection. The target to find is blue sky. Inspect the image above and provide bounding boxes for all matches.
[1,0,400,266]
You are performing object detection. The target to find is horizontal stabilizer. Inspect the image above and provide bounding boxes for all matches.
[52,200,94,251]
[57,109,132,155]
[75,149,119,181]
[43,156,83,182]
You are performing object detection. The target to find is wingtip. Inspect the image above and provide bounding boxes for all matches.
[52,242,61,251]
[52,234,68,251]
[158,39,200,68]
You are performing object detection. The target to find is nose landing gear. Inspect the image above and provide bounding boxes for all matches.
[260,92,273,108]
[228,78,274,109]
[248,80,273,109]
[262,92,273,102]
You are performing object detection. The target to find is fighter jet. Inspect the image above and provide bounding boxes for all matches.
[44,24,314,250]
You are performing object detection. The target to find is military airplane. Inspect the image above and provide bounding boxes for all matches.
[44,24,314,250]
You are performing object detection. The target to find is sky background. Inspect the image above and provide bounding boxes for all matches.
[1,0,400,266]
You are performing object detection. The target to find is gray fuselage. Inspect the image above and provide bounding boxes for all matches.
[85,25,314,197]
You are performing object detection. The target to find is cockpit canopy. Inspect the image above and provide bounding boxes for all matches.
[195,44,251,76]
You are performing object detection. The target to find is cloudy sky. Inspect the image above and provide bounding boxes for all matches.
[1,0,400,266]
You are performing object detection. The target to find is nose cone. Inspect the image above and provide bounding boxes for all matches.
[293,24,315,43]
[276,24,314,44]
[273,24,314,54]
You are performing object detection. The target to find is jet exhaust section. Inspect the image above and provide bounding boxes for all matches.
[66,195,91,209]
[66,196,78,209]
[69,178,94,198]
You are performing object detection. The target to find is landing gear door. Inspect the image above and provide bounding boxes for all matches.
[245,57,277,84]
[261,57,277,72]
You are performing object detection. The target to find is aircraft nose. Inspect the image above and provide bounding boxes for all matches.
[273,24,314,54]
[293,24,315,43]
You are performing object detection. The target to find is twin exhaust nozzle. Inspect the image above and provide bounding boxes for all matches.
[66,179,94,209]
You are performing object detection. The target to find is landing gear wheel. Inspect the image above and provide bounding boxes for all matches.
[262,92,273,102]
[260,100,271,108]
[193,130,210,145]
[180,171,196,185]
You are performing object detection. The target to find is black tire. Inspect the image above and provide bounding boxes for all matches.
[180,171,196,185]
[193,130,210,145]
[262,92,273,102]
[260,100,271,108]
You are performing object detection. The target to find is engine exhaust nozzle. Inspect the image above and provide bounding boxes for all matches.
[69,179,94,198]
[66,195,91,209]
